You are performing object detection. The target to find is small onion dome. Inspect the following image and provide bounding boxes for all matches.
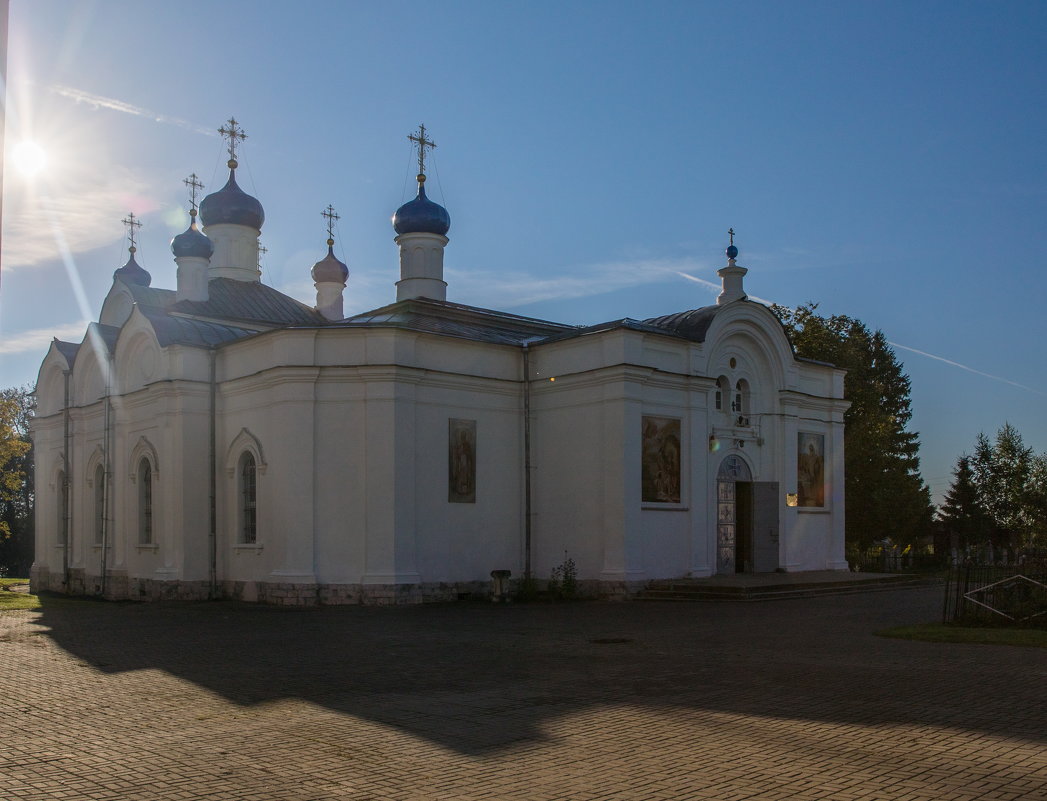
[199,162,265,230]
[311,240,348,284]
[170,216,214,260]
[726,244,738,259]
[392,175,450,236]
[113,247,152,286]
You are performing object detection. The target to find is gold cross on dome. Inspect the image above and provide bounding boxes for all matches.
[121,212,143,250]
[217,117,248,162]
[183,173,204,213]
[321,204,340,240]
[407,123,436,176]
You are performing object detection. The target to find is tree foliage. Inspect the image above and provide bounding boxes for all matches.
[938,454,991,551]
[772,303,933,550]
[0,386,35,576]
[953,422,1046,552]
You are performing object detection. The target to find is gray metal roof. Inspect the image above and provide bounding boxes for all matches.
[169,278,325,327]
[53,339,81,366]
[139,306,258,348]
[126,283,176,309]
[643,305,723,342]
[339,298,577,346]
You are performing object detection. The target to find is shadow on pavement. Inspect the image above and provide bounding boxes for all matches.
[33,587,1045,755]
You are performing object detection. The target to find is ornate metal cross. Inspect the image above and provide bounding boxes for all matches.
[217,117,248,162]
[728,227,735,246]
[183,173,204,213]
[407,123,436,175]
[122,212,142,250]
[321,204,340,240]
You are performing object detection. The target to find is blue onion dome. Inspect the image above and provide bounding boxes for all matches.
[199,159,265,230]
[311,239,349,283]
[392,174,450,236]
[170,212,214,259]
[113,246,152,286]
[726,244,738,259]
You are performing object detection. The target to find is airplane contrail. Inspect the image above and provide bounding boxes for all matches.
[888,342,1046,396]
[50,84,216,137]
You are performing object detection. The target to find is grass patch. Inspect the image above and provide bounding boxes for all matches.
[877,623,1047,648]
[0,578,41,612]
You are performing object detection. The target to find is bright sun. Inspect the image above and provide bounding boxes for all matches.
[12,140,48,177]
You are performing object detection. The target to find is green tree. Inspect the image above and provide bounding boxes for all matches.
[938,454,990,553]
[772,303,933,551]
[1027,453,1047,542]
[971,423,1037,551]
[0,386,35,576]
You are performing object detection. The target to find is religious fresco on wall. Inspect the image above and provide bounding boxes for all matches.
[797,432,825,507]
[448,419,477,503]
[641,416,681,503]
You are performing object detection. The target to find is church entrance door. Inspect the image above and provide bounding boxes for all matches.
[751,482,780,572]
[716,455,750,574]
[717,456,780,574]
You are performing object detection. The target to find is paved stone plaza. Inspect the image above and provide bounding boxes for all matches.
[2,587,1044,800]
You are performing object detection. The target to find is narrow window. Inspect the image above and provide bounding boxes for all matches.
[716,376,730,412]
[733,379,748,415]
[239,452,257,544]
[94,464,105,544]
[138,458,153,544]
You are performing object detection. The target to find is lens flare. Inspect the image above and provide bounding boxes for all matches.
[12,140,48,176]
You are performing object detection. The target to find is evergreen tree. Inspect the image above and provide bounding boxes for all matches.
[0,386,35,576]
[938,454,989,553]
[971,423,1036,550]
[1027,453,1047,543]
[772,303,933,550]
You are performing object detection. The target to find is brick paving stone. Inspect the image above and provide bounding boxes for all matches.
[2,588,1046,800]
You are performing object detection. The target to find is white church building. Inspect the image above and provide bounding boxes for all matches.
[30,122,849,604]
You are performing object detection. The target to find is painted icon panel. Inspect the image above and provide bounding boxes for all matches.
[449,418,476,503]
[641,416,681,503]
[797,432,825,507]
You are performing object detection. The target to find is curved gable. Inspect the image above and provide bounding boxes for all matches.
[35,342,76,418]
[114,307,165,395]
[99,282,136,328]
[701,302,797,392]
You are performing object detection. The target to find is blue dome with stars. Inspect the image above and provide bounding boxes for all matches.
[199,165,265,230]
[113,249,151,286]
[392,179,450,236]
[170,217,214,260]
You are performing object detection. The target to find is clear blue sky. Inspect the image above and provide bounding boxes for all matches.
[2,0,1046,506]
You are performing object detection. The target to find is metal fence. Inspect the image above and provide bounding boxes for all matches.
[942,559,1047,625]
[851,550,943,573]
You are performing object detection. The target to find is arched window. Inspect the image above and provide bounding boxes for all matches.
[137,458,153,545]
[715,376,730,412]
[732,379,749,415]
[93,463,105,544]
[57,470,68,548]
[239,452,257,544]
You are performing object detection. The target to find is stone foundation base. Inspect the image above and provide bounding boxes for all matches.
[26,575,640,605]
[595,579,648,600]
